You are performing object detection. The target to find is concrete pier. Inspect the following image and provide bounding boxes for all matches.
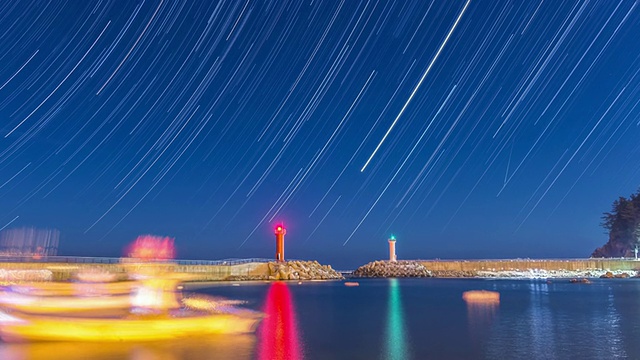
[1,258,639,282]
[0,261,271,282]
[418,259,640,272]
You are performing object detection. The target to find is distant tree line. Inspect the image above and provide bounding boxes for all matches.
[592,188,640,258]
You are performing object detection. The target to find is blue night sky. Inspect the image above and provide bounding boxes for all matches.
[1,1,639,269]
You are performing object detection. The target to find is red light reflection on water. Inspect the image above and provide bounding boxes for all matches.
[258,282,302,360]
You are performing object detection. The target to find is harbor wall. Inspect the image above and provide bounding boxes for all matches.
[2,259,639,281]
[0,261,271,282]
[418,259,640,272]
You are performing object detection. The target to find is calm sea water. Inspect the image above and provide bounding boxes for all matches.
[1,278,639,359]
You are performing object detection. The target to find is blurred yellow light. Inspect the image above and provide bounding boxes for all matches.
[0,312,260,342]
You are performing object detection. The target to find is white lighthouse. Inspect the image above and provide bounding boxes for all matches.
[388,235,397,262]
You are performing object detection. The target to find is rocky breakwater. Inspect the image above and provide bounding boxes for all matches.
[267,260,343,280]
[353,260,433,278]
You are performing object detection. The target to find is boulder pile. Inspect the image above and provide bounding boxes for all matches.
[267,260,343,280]
[353,260,433,278]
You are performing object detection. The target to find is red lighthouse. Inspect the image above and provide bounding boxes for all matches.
[275,224,286,262]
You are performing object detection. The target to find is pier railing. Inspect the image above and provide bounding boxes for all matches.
[0,255,275,266]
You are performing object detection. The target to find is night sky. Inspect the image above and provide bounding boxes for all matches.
[1,1,639,269]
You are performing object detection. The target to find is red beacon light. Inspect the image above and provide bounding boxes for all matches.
[274,224,286,261]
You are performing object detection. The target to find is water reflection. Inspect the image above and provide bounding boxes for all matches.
[527,282,556,359]
[384,278,410,360]
[613,280,640,359]
[258,282,302,360]
[476,280,640,360]
[481,281,555,359]
[466,301,498,344]
[595,287,625,358]
[0,335,256,360]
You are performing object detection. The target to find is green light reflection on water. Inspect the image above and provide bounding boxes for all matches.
[384,278,410,360]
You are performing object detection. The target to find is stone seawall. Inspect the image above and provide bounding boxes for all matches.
[3,259,639,281]
[0,262,271,282]
[0,260,341,282]
[419,259,640,272]
[352,259,640,278]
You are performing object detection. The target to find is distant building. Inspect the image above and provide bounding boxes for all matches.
[0,227,59,257]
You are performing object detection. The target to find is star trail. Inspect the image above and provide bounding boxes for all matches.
[0,1,639,268]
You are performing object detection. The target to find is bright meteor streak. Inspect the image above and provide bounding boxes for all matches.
[360,0,471,172]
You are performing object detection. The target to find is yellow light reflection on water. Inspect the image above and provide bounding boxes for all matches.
[0,335,256,360]
[465,289,499,357]
[384,278,410,360]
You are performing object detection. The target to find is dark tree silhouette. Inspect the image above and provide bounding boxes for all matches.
[592,189,640,257]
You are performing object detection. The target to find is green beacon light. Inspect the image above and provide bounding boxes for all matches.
[388,235,397,262]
